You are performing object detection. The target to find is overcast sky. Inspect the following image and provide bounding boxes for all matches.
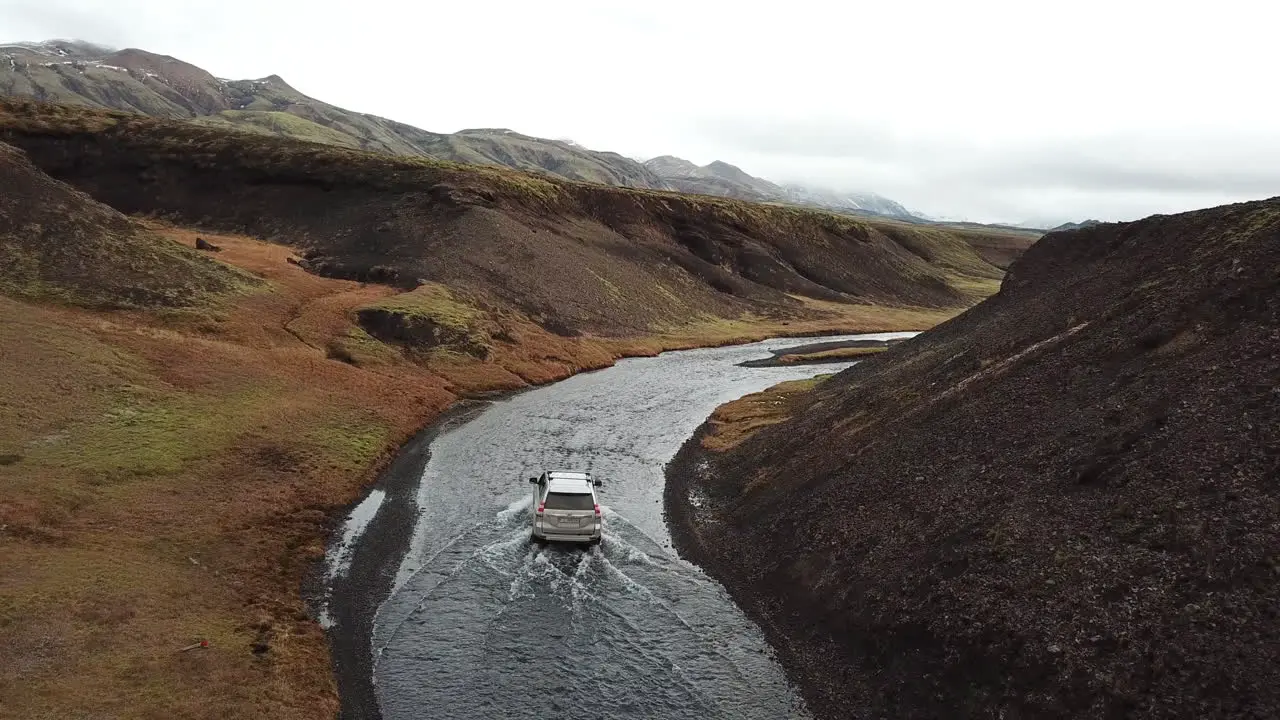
[5,0,1279,224]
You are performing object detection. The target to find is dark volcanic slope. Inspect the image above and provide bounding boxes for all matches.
[0,141,246,308]
[669,198,1280,718]
[0,100,1009,337]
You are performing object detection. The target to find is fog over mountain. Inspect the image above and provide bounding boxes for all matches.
[3,0,1277,223]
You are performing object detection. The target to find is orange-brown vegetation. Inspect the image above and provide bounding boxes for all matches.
[0,224,453,718]
[0,102,1020,718]
[0,229,966,719]
[700,376,830,453]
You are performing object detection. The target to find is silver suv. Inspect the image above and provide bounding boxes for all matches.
[528,470,603,546]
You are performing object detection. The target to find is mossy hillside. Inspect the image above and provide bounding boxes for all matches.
[216,77,452,158]
[0,100,1009,307]
[0,140,256,309]
[356,283,493,358]
[0,54,1031,264]
[0,226,257,310]
[0,295,149,462]
[876,222,1005,279]
[0,302,403,715]
[303,415,389,472]
[324,326,405,367]
[192,111,364,150]
[417,129,669,189]
[25,383,275,482]
[1,62,188,117]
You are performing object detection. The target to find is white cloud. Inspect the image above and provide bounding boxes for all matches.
[3,0,1278,223]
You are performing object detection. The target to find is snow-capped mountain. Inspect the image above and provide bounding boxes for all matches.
[779,183,917,220]
[640,156,920,221]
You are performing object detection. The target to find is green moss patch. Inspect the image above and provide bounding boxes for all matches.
[357,284,493,358]
[193,111,364,150]
[303,416,389,471]
[28,385,272,482]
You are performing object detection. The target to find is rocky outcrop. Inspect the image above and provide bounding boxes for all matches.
[355,307,490,359]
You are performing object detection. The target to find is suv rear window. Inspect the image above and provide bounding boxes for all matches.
[544,492,594,510]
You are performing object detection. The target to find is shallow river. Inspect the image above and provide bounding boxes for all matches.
[333,333,915,719]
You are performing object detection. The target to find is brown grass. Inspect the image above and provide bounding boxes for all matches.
[777,346,888,363]
[700,376,831,453]
[0,221,963,719]
[0,225,458,719]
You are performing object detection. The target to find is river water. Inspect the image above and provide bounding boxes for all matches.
[336,333,915,719]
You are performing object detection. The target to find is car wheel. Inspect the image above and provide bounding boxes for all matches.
[530,533,547,546]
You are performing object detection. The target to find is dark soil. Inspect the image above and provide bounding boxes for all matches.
[667,198,1280,719]
[737,337,906,367]
[0,141,246,308]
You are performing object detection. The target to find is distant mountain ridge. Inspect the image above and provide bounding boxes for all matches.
[2,38,969,225]
[640,155,918,220]
[642,155,784,202]
[1011,217,1106,232]
[0,40,677,190]
[777,182,916,221]
[1050,219,1104,232]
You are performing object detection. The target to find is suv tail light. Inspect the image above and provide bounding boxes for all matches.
[536,503,545,514]
[593,504,601,516]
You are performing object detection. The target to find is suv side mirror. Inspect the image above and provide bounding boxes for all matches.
[593,479,603,487]
[528,476,538,484]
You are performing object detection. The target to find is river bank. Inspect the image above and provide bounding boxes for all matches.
[321,335,901,719]
[736,334,913,367]
[663,377,844,717]
[0,219,954,719]
[315,397,496,719]
[664,197,1280,718]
